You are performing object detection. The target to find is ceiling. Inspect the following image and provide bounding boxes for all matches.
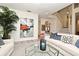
[0,3,71,19]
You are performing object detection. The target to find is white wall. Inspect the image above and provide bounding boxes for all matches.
[10,9,38,41]
[50,15,62,33]
[52,15,72,34]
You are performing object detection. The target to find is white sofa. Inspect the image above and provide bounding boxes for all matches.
[45,33,79,56]
[0,39,14,56]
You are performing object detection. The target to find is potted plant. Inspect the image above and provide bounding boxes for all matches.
[0,6,19,39]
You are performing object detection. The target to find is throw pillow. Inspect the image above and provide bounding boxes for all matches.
[75,39,79,48]
[50,33,61,40]
[61,35,73,44]
[50,33,54,38]
[56,35,61,40]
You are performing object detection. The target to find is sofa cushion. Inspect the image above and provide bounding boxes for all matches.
[61,35,73,44]
[75,39,79,48]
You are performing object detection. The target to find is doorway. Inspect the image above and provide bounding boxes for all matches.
[75,12,79,35]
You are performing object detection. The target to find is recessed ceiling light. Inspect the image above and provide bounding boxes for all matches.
[27,10,32,12]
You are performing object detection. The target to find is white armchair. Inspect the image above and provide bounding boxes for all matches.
[0,39,14,56]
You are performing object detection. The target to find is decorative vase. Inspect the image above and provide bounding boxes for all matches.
[40,39,46,51]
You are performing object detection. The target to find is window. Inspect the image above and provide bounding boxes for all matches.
[74,3,79,9]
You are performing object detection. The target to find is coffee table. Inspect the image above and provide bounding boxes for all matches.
[25,43,60,56]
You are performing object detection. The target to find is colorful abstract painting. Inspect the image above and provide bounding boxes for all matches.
[20,18,34,38]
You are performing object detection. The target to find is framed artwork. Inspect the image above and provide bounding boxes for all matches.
[45,21,50,34]
[63,14,69,28]
[20,18,34,38]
